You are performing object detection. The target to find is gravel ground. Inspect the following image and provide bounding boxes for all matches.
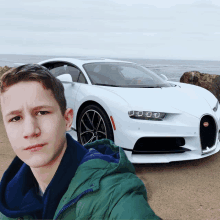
[0,86,220,220]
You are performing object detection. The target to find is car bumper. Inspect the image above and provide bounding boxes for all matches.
[113,112,220,163]
[122,139,220,163]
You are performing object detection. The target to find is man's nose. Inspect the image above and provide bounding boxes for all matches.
[23,116,40,138]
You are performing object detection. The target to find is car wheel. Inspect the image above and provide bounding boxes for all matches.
[77,104,114,145]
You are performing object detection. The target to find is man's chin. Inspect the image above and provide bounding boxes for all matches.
[27,162,49,169]
[21,156,51,169]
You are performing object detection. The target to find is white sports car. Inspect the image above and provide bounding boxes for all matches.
[37,58,220,163]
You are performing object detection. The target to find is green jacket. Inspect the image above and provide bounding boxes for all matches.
[0,139,161,220]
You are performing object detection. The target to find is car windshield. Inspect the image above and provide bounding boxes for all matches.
[83,62,174,88]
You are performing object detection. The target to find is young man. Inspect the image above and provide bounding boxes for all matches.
[0,64,161,219]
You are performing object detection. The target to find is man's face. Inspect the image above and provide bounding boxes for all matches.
[0,81,73,168]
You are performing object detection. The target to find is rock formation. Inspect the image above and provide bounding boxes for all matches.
[180,71,220,103]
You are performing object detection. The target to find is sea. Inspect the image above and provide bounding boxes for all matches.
[0,54,219,82]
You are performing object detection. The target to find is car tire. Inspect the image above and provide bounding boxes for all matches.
[77,104,114,145]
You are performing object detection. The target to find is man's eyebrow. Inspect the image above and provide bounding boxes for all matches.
[6,105,54,117]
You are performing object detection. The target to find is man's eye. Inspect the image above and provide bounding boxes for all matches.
[37,111,50,116]
[10,116,20,122]
[9,111,50,122]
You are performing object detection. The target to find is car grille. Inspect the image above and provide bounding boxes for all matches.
[200,115,217,152]
[133,137,189,154]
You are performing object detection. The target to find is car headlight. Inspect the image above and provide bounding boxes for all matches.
[213,100,219,112]
[128,111,166,121]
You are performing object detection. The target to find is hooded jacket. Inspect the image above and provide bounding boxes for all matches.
[0,133,161,220]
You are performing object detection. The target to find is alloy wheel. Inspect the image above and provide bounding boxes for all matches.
[79,109,107,145]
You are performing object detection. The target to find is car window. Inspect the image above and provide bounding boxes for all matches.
[50,65,83,83]
[83,64,125,85]
[67,66,81,82]
[83,62,173,87]
[50,66,65,77]
[78,72,87,83]
[120,66,153,80]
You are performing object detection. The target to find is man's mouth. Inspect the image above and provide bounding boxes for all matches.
[25,143,47,151]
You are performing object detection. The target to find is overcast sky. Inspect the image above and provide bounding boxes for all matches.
[0,0,220,60]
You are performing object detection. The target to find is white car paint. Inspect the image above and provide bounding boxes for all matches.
[37,58,220,163]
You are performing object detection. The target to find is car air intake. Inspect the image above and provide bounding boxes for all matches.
[133,137,188,154]
[200,115,217,152]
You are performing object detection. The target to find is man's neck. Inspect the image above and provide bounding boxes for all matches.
[30,141,67,193]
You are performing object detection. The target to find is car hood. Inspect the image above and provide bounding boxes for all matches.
[99,85,212,117]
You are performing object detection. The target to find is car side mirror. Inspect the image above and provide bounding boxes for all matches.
[160,74,168,81]
[56,74,74,85]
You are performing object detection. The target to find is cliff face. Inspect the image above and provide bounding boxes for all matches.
[0,66,12,77]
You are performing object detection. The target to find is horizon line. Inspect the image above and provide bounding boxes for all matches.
[0,53,219,62]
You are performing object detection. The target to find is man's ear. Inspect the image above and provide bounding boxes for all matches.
[65,108,74,131]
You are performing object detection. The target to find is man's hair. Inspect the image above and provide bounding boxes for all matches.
[0,64,67,116]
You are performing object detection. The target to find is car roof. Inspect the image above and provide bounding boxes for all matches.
[38,57,133,66]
